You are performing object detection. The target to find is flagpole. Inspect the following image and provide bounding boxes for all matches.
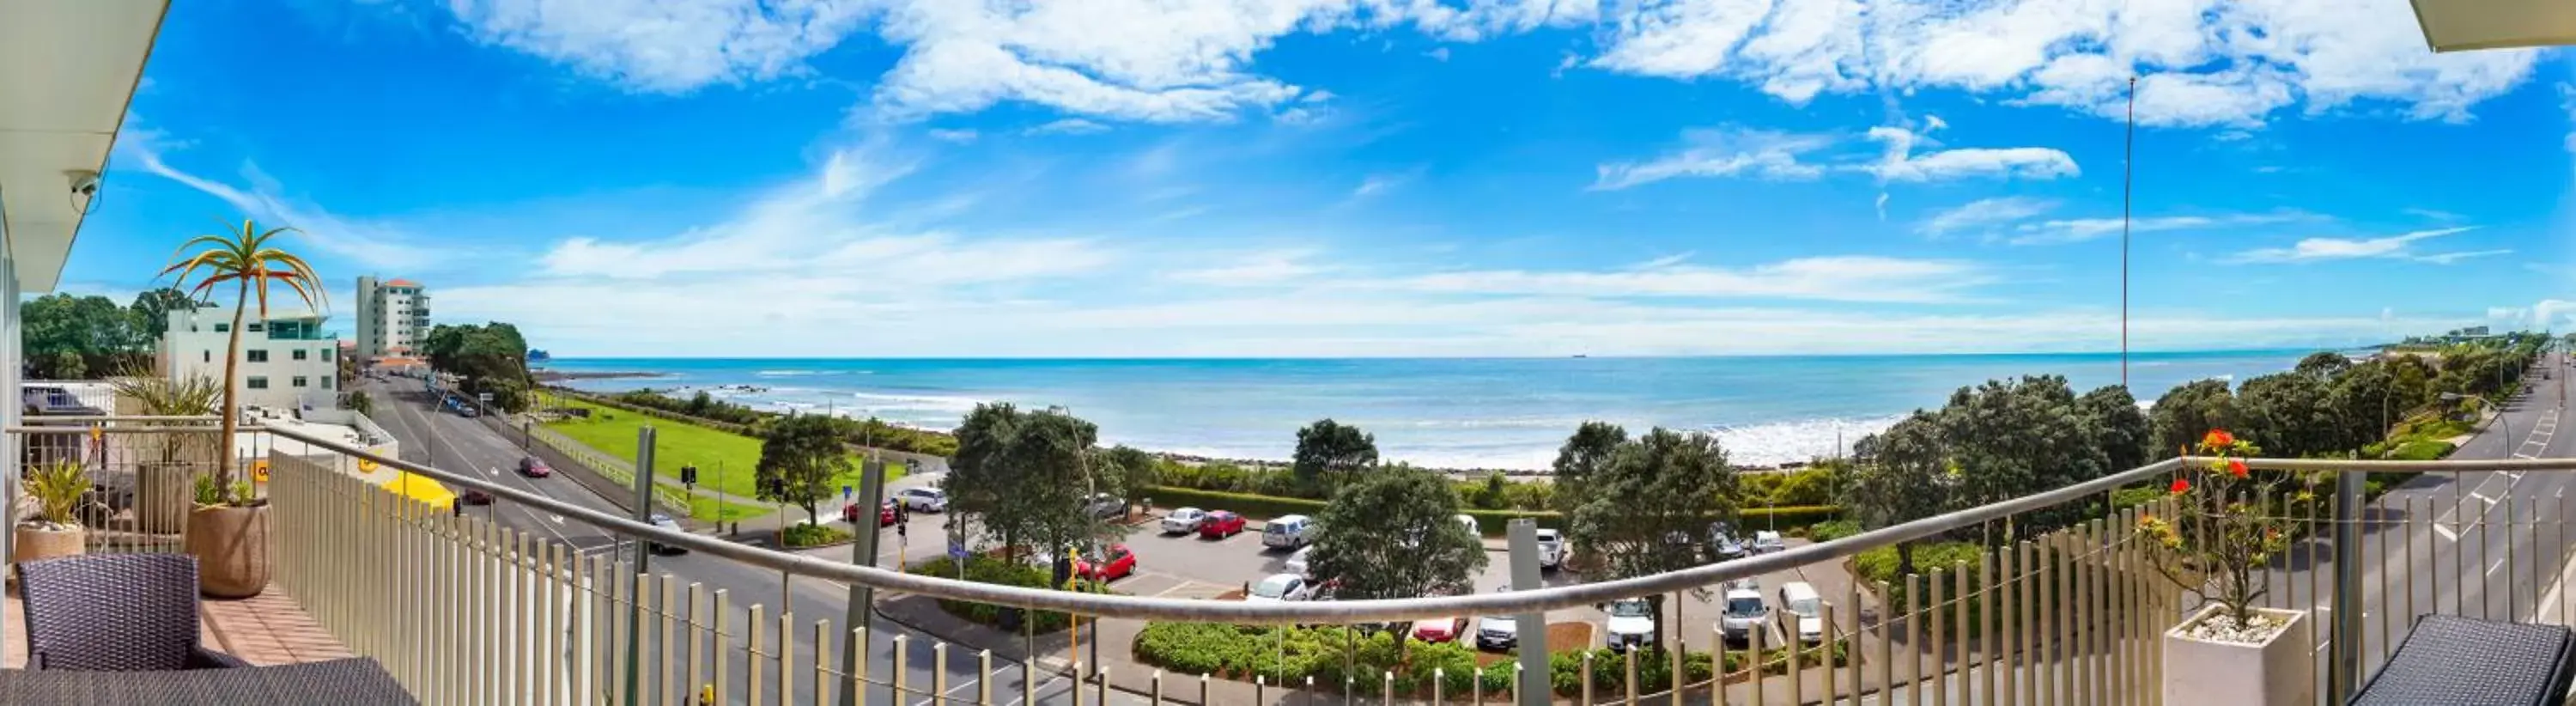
[2122,76,2137,389]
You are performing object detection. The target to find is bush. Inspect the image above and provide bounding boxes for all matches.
[1143,486,1327,521]
[1807,520,1862,542]
[781,523,851,548]
[1738,505,1843,532]
[907,555,1105,633]
[2390,440,2455,461]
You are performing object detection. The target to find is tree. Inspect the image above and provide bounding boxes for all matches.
[161,219,326,495]
[1848,411,1949,576]
[421,321,536,411]
[756,413,853,526]
[2077,385,2152,472]
[1550,421,1627,514]
[2237,372,2338,459]
[945,404,1104,561]
[2330,361,2400,451]
[1096,445,1159,502]
[2294,350,2352,380]
[1566,427,1738,649]
[2151,379,2238,458]
[21,293,150,379]
[128,287,198,343]
[1291,419,1378,490]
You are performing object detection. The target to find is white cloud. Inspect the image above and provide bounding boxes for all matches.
[1352,170,1420,198]
[1597,125,2074,191]
[441,0,876,94]
[2537,300,2576,330]
[1586,0,2537,127]
[1592,127,1831,189]
[2416,249,2512,265]
[2225,226,2481,264]
[114,125,442,271]
[1170,250,1327,285]
[1026,119,1109,136]
[1919,197,2057,237]
[1855,126,2077,182]
[2009,211,2319,246]
[1396,255,1994,303]
[926,128,979,143]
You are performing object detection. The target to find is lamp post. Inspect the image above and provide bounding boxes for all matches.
[2441,393,2511,456]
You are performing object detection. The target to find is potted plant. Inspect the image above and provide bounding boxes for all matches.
[108,373,224,535]
[14,459,90,565]
[2139,429,2311,706]
[162,219,326,598]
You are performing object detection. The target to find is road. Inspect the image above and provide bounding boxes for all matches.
[361,378,1131,706]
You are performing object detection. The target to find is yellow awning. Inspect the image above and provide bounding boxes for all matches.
[380,472,457,508]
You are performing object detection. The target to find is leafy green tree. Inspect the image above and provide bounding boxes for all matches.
[1096,445,1159,502]
[422,321,536,411]
[1935,375,2105,535]
[756,413,853,526]
[161,219,326,493]
[2295,350,2353,379]
[128,287,198,343]
[1550,421,1627,514]
[1848,411,1949,576]
[1566,427,1738,649]
[2330,361,2401,449]
[1291,418,1378,490]
[945,404,1105,560]
[2151,379,2238,458]
[1308,464,1487,599]
[2078,385,2152,472]
[21,293,150,379]
[2237,372,2338,459]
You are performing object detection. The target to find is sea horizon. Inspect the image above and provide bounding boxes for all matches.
[539,348,2365,472]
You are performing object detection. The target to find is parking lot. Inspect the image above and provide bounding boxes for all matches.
[820,494,1877,653]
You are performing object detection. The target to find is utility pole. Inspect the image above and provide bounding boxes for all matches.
[2120,75,2137,390]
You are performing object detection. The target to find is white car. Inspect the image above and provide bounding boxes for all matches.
[1777,581,1826,645]
[1719,587,1768,646]
[892,487,948,513]
[1162,508,1207,534]
[1246,573,1310,605]
[1533,528,1565,570]
[1284,545,1314,577]
[1751,530,1787,554]
[1603,597,1655,652]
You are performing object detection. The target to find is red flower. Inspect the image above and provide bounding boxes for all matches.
[2170,478,2190,495]
[2203,429,2235,448]
[2228,460,2250,478]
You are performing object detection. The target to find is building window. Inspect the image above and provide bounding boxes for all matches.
[246,323,263,332]
[320,376,333,390]
[202,351,210,363]
[247,377,270,390]
[293,350,308,361]
[213,323,229,333]
[291,376,307,387]
[246,350,269,362]
[323,349,334,362]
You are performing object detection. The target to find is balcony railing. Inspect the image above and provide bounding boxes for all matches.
[14,419,2576,705]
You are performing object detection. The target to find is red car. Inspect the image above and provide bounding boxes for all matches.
[1196,510,1247,539]
[1411,617,1467,643]
[1074,544,1137,581]
[843,501,897,526]
[517,456,551,478]
[460,488,494,506]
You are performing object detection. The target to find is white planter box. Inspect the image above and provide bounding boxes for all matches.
[2164,605,2312,706]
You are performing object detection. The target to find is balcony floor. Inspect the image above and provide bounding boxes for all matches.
[3,582,352,668]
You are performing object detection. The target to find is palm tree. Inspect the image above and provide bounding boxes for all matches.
[159,220,325,497]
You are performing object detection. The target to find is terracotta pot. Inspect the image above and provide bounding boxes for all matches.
[185,504,270,598]
[12,524,85,564]
[2163,604,2312,706]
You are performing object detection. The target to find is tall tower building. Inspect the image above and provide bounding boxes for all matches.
[353,276,430,362]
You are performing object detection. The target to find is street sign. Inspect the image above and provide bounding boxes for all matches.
[842,484,853,501]
[948,543,968,559]
[477,393,493,404]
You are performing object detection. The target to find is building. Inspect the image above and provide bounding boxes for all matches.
[159,306,342,411]
[352,276,430,362]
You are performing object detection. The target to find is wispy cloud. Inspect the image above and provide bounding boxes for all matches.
[2010,211,2318,246]
[1352,169,1421,198]
[115,123,442,271]
[927,128,978,143]
[1395,255,1996,304]
[1170,250,1327,285]
[1027,119,1109,136]
[1919,197,2057,237]
[2225,227,2482,264]
[1595,124,2074,191]
[1591,127,1831,190]
[1854,126,2077,183]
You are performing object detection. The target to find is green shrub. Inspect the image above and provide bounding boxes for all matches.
[1806,520,1862,542]
[781,523,851,548]
[907,555,1104,633]
[1738,505,1843,531]
[1142,487,1327,521]
[2390,440,2455,461]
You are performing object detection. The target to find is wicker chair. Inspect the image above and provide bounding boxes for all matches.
[16,555,249,671]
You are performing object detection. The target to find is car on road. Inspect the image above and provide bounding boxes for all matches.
[1412,617,1467,643]
[1246,573,1310,605]
[843,501,897,526]
[1263,514,1316,550]
[1719,586,1768,646]
[1075,544,1138,581]
[1604,597,1655,652]
[647,514,687,555]
[1196,510,1247,539]
[1474,587,1517,650]
[1534,528,1566,570]
[1751,530,1787,555]
[892,487,947,513]
[1777,581,1826,645]
[457,404,480,418]
[460,487,494,506]
[1085,492,1127,520]
[517,456,551,478]
[1285,545,1314,578]
[1161,508,1207,534]
[1708,522,1747,560]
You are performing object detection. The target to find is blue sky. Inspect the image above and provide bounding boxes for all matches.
[62,0,2576,356]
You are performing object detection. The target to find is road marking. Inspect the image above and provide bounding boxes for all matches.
[2436,524,2459,541]
[2492,558,2509,576]
[550,514,564,525]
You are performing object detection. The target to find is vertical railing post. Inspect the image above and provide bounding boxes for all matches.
[1507,520,1549,706]
[2330,469,2363,703]
[627,426,658,706]
[842,457,890,706]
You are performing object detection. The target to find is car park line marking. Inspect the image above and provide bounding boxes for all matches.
[2435,524,2459,542]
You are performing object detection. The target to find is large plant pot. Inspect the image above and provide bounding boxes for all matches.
[12,524,85,564]
[2164,605,2312,706]
[185,504,270,598]
[136,462,196,535]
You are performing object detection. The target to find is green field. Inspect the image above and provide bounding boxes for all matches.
[541,395,897,514]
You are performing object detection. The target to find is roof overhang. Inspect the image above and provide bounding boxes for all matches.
[2409,0,2576,52]
[0,1,168,293]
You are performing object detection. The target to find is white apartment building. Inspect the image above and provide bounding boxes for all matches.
[353,276,430,362]
[160,307,342,411]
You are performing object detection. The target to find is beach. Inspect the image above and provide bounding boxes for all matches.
[542,350,2336,471]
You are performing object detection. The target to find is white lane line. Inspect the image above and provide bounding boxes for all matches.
[2492,558,2510,576]
[1000,675,1069,706]
[2436,524,2459,541]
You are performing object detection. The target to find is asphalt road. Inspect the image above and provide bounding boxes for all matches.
[361,378,1127,706]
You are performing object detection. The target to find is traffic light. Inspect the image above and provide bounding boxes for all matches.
[680,465,699,485]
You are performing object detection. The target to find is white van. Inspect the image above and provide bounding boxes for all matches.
[1263,514,1316,549]
[1455,514,1479,537]
[1776,581,1826,644]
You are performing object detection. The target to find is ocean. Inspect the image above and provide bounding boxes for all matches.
[541,351,2335,471]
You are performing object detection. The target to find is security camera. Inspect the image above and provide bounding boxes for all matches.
[66,170,100,197]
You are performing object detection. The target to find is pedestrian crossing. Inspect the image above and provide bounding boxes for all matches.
[2518,408,2558,460]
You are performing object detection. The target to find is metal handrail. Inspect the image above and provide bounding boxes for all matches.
[242,423,2574,624]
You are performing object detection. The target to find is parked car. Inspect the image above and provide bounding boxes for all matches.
[1197,510,1247,539]
[517,456,552,478]
[1074,544,1138,581]
[1085,492,1127,520]
[893,487,948,513]
[1474,587,1518,650]
[1285,545,1314,578]
[1412,617,1467,643]
[647,514,687,555]
[1162,508,1207,534]
[1708,522,1747,560]
[843,500,896,526]
[1454,514,1479,538]
[460,487,494,506]
[1719,587,1769,646]
[1246,573,1309,604]
[457,405,480,418]
[1604,597,1655,652]
[1751,530,1787,554]
[1534,528,1566,570]
[1263,514,1317,549]
[1777,581,1826,645]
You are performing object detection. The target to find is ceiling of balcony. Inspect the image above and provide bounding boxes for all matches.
[2411,0,2576,52]
[0,1,167,293]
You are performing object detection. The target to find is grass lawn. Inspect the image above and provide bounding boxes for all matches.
[541,394,897,512]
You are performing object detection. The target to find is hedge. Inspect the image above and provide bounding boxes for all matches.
[1145,486,1838,539]
[1140,487,1327,523]
[1133,622,1841,697]
[906,555,1106,633]
[2390,440,2456,461]
[781,523,851,548]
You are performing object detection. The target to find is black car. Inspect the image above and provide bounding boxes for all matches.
[461,487,494,506]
